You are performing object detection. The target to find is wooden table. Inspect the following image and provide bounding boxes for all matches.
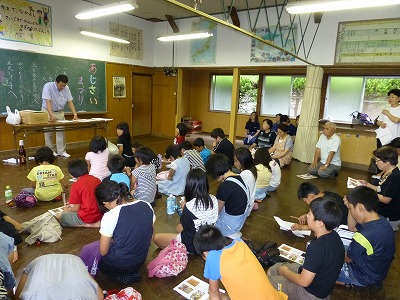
[10,118,112,166]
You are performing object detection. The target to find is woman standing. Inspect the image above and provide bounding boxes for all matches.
[269,124,293,167]
[376,89,400,147]
[358,146,400,231]
[243,112,261,145]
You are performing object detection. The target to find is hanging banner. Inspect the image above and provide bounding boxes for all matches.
[0,0,52,46]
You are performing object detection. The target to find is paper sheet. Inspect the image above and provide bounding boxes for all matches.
[297,173,318,180]
[347,177,361,189]
[274,216,311,238]
[375,127,393,145]
[2,157,34,164]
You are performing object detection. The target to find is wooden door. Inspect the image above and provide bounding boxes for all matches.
[132,74,152,136]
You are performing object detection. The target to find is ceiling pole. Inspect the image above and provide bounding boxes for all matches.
[162,0,313,65]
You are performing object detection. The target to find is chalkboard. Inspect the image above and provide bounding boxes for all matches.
[0,48,106,113]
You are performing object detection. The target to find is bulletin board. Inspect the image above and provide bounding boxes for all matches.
[335,18,400,64]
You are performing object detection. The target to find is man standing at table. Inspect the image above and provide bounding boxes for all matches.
[41,75,78,158]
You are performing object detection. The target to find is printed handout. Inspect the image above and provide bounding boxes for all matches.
[296,173,318,180]
[174,276,225,300]
[278,244,305,265]
[347,177,361,189]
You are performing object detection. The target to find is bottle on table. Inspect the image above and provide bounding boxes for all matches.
[166,194,176,215]
[19,139,27,165]
[5,186,13,205]
[157,154,162,169]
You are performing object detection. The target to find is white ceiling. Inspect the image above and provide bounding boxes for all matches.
[82,0,289,22]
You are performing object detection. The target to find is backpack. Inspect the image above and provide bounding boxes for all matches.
[21,212,62,245]
[255,240,289,267]
[147,239,188,278]
[13,188,37,208]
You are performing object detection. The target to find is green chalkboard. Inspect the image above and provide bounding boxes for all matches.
[0,48,106,113]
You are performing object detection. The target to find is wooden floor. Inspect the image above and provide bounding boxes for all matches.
[2,134,399,300]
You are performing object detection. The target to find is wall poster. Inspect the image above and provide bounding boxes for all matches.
[109,22,143,60]
[335,18,400,64]
[113,76,126,98]
[0,0,52,46]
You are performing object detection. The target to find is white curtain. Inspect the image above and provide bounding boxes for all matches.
[293,65,324,163]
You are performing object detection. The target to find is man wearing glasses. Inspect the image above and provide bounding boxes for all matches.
[41,74,78,158]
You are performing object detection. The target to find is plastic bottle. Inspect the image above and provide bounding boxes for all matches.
[5,186,12,204]
[166,194,176,215]
[19,140,27,165]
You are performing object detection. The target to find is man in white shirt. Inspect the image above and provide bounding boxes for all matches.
[41,75,78,157]
[308,122,341,178]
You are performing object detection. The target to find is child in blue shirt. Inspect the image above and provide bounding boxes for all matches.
[193,137,212,164]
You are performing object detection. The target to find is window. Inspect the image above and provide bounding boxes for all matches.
[210,75,259,114]
[324,76,400,123]
[210,74,304,117]
[260,76,305,118]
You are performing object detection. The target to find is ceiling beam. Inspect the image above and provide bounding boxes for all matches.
[162,0,313,65]
[228,6,240,27]
[165,15,179,33]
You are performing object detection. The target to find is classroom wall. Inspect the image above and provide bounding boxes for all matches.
[154,6,399,67]
[0,0,155,66]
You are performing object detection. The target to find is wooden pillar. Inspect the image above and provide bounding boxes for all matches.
[229,68,240,143]
[175,68,183,124]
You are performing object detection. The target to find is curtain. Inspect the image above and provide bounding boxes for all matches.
[293,65,324,163]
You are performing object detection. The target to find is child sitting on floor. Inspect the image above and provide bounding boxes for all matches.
[337,186,395,287]
[27,146,68,201]
[179,141,206,172]
[154,169,218,253]
[193,225,287,300]
[268,197,344,300]
[85,135,110,180]
[104,154,131,188]
[253,148,273,202]
[56,159,102,228]
[193,137,212,164]
[130,146,157,205]
[174,122,188,145]
[157,144,190,196]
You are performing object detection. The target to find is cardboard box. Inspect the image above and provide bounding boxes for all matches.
[19,110,48,124]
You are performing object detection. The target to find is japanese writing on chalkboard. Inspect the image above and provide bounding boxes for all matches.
[0,49,106,112]
[0,0,52,46]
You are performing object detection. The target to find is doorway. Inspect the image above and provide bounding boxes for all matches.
[132,74,152,136]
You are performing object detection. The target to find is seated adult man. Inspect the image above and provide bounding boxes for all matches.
[337,186,395,287]
[292,182,348,231]
[308,122,341,178]
[210,128,235,166]
[205,154,250,239]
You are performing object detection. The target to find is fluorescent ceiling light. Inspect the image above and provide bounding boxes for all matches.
[75,1,138,20]
[285,0,400,14]
[157,31,213,42]
[80,29,130,44]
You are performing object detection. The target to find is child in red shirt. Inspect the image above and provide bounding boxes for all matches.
[173,123,188,145]
[56,159,102,227]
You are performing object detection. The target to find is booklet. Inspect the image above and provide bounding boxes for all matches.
[278,244,306,265]
[174,275,225,300]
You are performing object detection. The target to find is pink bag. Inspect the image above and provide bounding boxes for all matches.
[105,287,142,300]
[147,239,188,278]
